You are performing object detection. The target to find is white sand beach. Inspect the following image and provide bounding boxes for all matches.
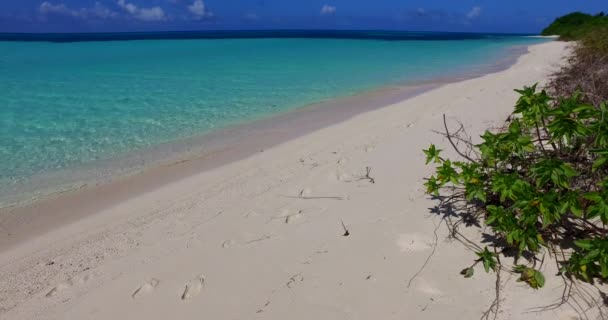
[0,41,578,319]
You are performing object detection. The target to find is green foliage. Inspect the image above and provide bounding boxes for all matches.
[584,189,608,224]
[563,238,608,282]
[423,144,442,164]
[541,12,608,41]
[423,85,608,289]
[529,158,577,189]
[476,247,497,273]
[478,120,535,165]
[591,149,608,172]
[490,173,530,202]
[546,94,594,144]
[514,84,551,123]
[513,265,545,289]
[460,267,475,278]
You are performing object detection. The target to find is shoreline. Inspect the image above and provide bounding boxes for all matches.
[0,41,573,319]
[0,83,438,251]
[1,43,529,210]
[0,44,530,250]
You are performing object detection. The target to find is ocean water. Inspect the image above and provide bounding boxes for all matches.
[0,32,548,205]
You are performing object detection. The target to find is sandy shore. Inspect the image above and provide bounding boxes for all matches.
[0,41,577,319]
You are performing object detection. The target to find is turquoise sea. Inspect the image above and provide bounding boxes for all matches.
[0,32,548,205]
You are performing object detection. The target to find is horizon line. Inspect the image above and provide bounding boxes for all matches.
[0,29,538,36]
[0,29,540,43]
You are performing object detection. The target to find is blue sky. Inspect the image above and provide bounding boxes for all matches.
[0,0,605,33]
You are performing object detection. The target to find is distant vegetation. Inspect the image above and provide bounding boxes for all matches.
[542,12,608,40]
[549,13,608,107]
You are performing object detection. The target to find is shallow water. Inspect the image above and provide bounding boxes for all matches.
[0,32,548,205]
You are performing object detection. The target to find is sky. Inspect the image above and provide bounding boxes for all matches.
[0,0,605,33]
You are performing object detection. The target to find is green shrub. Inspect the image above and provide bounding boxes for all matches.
[424,85,608,289]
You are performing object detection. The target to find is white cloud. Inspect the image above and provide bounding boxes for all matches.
[39,2,116,19]
[117,0,166,21]
[466,6,481,19]
[188,0,212,18]
[320,4,336,15]
[91,2,118,19]
[40,2,72,16]
[117,0,136,14]
[137,7,166,21]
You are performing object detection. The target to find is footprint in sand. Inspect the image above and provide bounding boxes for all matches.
[132,278,160,299]
[332,171,354,182]
[221,239,236,248]
[46,280,73,297]
[275,206,327,224]
[45,274,92,298]
[181,274,205,300]
[299,188,313,198]
[415,278,442,296]
[75,274,91,285]
[397,233,432,253]
[286,274,304,289]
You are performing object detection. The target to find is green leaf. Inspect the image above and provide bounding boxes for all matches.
[547,94,591,144]
[584,191,608,223]
[560,191,584,217]
[513,265,526,273]
[592,157,607,172]
[423,144,443,165]
[513,265,545,289]
[565,238,608,282]
[491,173,530,202]
[424,176,442,196]
[513,84,551,126]
[530,159,577,189]
[533,270,546,288]
[601,255,608,278]
[476,247,497,273]
[460,267,475,278]
[436,160,459,185]
[575,239,594,250]
[465,183,487,202]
